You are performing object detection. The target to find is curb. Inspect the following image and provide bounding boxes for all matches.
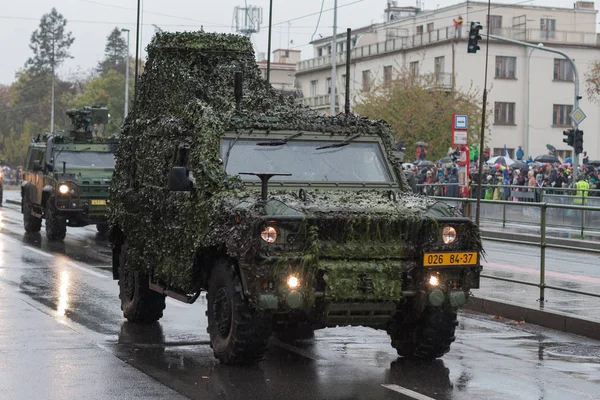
[464,296,600,341]
[481,229,600,251]
[6,199,21,206]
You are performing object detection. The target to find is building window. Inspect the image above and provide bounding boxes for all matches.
[410,61,419,78]
[554,59,573,81]
[495,56,516,79]
[553,104,573,126]
[317,48,323,57]
[427,22,434,32]
[487,15,502,33]
[540,18,556,39]
[326,77,332,93]
[383,65,393,85]
[493,147,515,158]
[362,70,372,92]
[310,80,318,97]
[416,25,423,35]
[556,149,572,160]
[341,74,347,89]
[434,56,445,76]
[494,102,515,125]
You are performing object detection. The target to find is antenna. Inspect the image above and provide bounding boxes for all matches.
[232,5,263,37]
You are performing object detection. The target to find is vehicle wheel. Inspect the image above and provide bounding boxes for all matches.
[207,259,271,364]
[118,243,165,323]
[23,200,42,233]
[389,305,458,360]
[96,223,109,235]
[45,199,67,241]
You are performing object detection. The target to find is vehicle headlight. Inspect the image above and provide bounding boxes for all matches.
[428,275,440,286]
[58,184,70,195]
[287,275,300,290]
[260,226,278,243]
[442,226,457,244]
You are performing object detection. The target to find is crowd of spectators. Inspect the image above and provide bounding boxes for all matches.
[403,149,599,203]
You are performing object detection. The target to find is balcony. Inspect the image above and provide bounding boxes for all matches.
[299,94,339,110]
[297,26,600,73]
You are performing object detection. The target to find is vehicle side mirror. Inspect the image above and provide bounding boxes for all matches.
[168,166,191,191]
[33,160,43,172]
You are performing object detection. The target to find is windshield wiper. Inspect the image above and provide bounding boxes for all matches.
[256,131,303,146]
[315,133,362,151]
[224,129,245,169]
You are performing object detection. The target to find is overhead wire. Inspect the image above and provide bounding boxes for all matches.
[311,0,326,43]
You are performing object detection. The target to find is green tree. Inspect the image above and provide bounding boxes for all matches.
[98,27,128,76]
[585,60,600,103]
[354,70,488,161]
[0,121,36,166]
[25,8,75,75]
[70,69,133,131]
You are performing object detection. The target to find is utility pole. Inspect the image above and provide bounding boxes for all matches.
[50,31,56,133]
[134,0,141,97]
[121,29,131,120]
[266,0,273,92]
[330,0,338,116]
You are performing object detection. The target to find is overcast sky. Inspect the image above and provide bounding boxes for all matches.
[1,0,598,85]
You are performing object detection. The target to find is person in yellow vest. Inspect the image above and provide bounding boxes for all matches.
[454,15,464,38]
[574,175,589,206]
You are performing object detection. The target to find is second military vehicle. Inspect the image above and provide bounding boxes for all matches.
[22,106,117,241]
[110,32,483,365]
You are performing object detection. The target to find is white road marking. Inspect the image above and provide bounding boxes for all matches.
[381,384,436,400]
[64,261,109,279]
[23,245,53,258]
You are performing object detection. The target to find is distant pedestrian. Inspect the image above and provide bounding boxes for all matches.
[574,174,589,205]
[516,145,524,161]
[453,15,464,37]
[583,151,589,165]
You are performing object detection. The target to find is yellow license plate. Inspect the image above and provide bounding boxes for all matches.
[423,252,478,266]
[91,199,107,206]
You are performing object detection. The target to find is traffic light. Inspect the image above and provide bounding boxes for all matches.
[574,129,584,154]
[563,129,574,146]
[467,22,482,53]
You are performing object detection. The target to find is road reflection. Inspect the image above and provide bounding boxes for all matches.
[56,269,70,317]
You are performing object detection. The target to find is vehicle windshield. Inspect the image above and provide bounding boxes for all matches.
[221,139,392,183]
[55,151,116,168]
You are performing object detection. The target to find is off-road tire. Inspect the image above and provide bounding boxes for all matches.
[207,259,271,364]
[118,243,166,323]
[45,199,67,241]
[23,200,42,233]
[96,223,109,236]
[389,306,458,360]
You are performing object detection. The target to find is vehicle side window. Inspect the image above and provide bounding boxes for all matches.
[26,149,40,170]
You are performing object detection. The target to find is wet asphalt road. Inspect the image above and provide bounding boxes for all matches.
[1,190,600,400]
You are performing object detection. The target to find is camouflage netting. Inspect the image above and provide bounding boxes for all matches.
[110,32,482,297]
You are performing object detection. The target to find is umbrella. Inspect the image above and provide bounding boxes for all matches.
[416,160,434,167]
[439,156,452,163]
[415,141,429,147]
[534,154,559,163]
[486,156,515,166]
[402,162,415,170]
[511,161,529,170]
[586,160,600,167]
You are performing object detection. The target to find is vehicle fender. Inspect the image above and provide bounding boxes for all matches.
[41,184,54,206]
[21,182,38,210]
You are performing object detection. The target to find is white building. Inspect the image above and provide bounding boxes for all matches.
[258,49,301,96]
[295,1,600,160]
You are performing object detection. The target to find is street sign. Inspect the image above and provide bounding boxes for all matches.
[454,114,468,130]
[570,107,586,125]
[453,130,468,146]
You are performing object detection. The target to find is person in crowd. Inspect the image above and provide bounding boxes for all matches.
[583,151,589,165]
[574,174,590,206]
[516,145,524,161]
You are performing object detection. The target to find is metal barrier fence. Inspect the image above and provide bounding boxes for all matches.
[417,183,600,238]
[414,186,600,302]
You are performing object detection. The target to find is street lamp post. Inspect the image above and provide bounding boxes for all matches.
[121,28,130,120]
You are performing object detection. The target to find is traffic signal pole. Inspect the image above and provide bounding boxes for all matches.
[481,33,581,173]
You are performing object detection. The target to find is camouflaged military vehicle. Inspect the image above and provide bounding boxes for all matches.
[109,32,483,365]
[22,106,117,241]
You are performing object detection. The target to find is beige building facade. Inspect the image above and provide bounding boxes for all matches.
[295,1,600,160]
[258,49,300,96]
